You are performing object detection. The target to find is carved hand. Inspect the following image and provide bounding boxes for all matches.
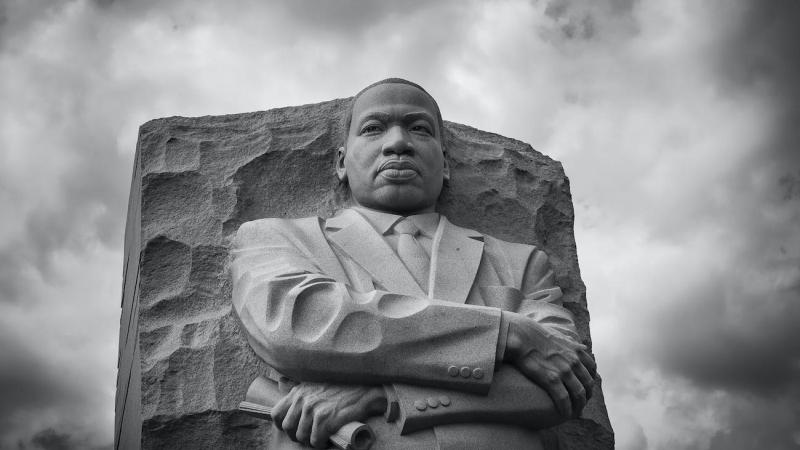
[272,382,387,448]
[504,312,596,418]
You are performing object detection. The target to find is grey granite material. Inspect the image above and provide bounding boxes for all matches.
[116,97,613,449]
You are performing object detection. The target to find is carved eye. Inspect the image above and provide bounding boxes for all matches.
[410,123,433,135]
[361,123,383,135]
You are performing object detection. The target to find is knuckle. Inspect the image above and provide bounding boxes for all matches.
[313,409,329,422]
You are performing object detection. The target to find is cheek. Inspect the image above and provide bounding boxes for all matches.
[424,152,445,173]
[344,154,372,183]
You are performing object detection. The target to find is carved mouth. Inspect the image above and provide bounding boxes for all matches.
[379,160,419,172]
[378,160,419,181]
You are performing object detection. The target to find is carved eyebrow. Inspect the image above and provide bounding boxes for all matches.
[403,111,436,124]
[357,112,391,124]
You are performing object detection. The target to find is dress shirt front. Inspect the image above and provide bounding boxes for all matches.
[354,207,440,257]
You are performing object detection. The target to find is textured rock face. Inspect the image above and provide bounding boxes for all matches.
[116,98,613,449]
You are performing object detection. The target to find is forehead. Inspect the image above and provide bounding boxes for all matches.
[351,83,439,123]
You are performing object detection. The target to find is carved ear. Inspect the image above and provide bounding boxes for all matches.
[335,146,347,182]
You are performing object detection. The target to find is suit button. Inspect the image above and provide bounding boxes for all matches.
[414,400,427,411]
[447,365,459,377]
[439,395,451,407]
[460,366,471,378]
[472,368,484,379]
[426,397,439,408]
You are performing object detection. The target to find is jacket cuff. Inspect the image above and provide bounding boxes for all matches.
[496,311,511,364]
[383,384,400,422]
[392,383,457,435]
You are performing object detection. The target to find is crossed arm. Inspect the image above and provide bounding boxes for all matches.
[230,219,595,447]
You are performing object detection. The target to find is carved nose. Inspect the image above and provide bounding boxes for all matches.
[381,126,414,155]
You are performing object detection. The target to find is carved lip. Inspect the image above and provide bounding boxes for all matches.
[378,159,419,182]
[378,159,419,172]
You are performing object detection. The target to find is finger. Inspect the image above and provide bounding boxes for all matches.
[310,409,333,449]
[579,350,597,375]
[573,361,595,399]
[517,357,571,417]
[295,403,314,445]
[282,400,303,441]
[529,366,571,418]
[563,372,587,417]
[272,395,291,430]
[548,378,572,418]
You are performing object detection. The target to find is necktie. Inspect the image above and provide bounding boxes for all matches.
[393,218,430,292]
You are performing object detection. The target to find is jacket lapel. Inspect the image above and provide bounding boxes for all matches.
[430,217,485,304]
[326,209,426,298]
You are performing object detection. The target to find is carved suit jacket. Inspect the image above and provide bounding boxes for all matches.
[230,208,581,449]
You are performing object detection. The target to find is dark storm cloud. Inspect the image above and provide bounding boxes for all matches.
[713,0,800,168]
[0,0,60,49]
[648,0,800,394]
[0,249,26,303]
[655,277,800,394]
[541,0,639,41]
[30,429,75,450]
[0,0,132,303]
[617,3,800,446]
[0,330,81,437]
[276,0,436,34]
[707,389,800,450]
[24,428,112,450]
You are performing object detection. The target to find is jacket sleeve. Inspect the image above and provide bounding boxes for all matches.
[390,245,579,431]
[230,218,502,393]
[390,366,564,434]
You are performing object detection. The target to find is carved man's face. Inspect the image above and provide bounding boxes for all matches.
[337,83,449,214]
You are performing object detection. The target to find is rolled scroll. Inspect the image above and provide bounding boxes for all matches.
[238,375,375,450]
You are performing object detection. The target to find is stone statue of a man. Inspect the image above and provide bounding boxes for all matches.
[230,78,596,449]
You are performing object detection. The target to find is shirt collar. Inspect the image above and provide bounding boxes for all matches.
[354,207,440,237]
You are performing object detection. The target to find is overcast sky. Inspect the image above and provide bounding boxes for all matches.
[1,0,798,449]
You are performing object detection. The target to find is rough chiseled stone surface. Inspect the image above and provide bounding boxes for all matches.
[118,98,614,449]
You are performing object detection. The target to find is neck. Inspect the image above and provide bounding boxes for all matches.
[353,203,436,216]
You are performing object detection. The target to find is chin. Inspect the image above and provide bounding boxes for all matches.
[365,190,435,214]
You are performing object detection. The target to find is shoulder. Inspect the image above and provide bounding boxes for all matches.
[482,233,536,255]
[451,221,552,275]
[456,223,541,265]
[234,216,323,245]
